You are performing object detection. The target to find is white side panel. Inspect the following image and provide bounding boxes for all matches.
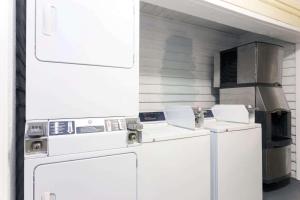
[35,0,134,68]
[34,153,137,200]
[0,0,15,199]
[26,0,139,119]
[216,128,262,200]
[138,136,211,200]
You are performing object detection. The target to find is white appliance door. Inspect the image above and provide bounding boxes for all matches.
[34,154,137,200]
[139,136,211,200]
[217,128,262,200]
[35,0,135,68]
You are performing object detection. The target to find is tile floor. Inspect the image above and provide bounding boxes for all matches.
[264,179,300,200]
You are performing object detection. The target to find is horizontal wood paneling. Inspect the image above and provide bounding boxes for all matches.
[139,13,238,111]
[140,94,217,103]
[282,44,297,178]
[140,75,212,87]
[140,85,215,95]
[140,102,216,112]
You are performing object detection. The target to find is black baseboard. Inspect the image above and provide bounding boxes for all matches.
[264,178,291,192]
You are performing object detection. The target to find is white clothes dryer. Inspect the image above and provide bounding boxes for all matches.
[24,118,138,200]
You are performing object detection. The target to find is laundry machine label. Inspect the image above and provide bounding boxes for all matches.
[76,126,105,134]
[105,119,126,132]
[49,121,75,135]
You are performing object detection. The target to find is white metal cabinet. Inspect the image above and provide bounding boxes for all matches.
[138,136,211,200]
[216,128,262,200]
[34,153,137,200]
[35,0,135,68]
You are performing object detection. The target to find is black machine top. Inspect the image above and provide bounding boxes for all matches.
[204,110,214,118]
[139,112,165,122]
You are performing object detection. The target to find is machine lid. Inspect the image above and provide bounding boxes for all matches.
[256,86,290,112]
[141,125,210,143]
[203,121,261,133]
[211,104,251,124]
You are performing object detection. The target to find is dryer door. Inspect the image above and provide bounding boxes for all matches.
[35,0,135,68]
[34,153,137,200]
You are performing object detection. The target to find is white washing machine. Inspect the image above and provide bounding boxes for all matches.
[203,107,263,200]
[137,112,211,200]
[24,118,138,200]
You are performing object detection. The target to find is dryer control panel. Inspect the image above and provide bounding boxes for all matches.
[25,118,128,158]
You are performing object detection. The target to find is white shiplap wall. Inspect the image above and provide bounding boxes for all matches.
[139,5,240,111]
[239,33,297,178]
[283,45,297,178]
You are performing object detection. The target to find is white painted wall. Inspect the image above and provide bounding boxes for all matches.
[139,11,240,111]
[0,0,15,199]
[283,45,297,178]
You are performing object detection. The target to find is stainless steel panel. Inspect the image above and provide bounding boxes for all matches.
[263,146,291,182]
[214,53,220,88]
[237,43,257,84]
[235,42,283,85]
[220,87,255,107]
[220,86,289,112]
[256,43,283,85]
[256,87,290,111]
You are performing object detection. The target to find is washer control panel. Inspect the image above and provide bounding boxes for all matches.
[139,112,166,122]
[204,110,214,119]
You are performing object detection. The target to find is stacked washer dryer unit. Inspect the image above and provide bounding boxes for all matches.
[137,110,211,200]
[19,1,140,200]
[214,42,292,189]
